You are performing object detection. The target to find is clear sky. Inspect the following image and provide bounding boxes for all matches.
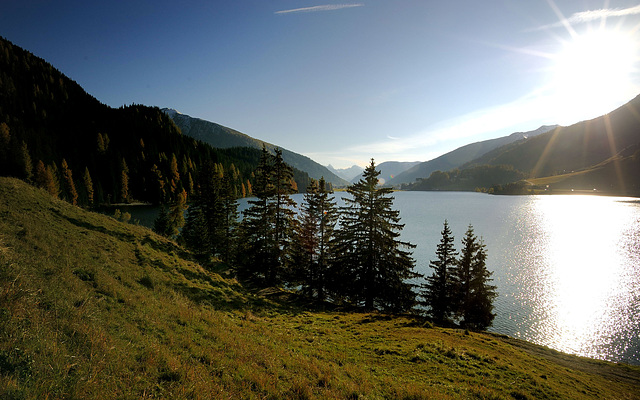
[2,1,640,168]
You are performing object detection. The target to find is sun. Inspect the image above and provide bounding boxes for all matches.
[550,28,638,123]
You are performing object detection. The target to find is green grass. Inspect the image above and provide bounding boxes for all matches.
[1,177,639,399]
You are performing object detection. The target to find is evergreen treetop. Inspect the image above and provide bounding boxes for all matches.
[333,159,419,311]
[422,220,457,324]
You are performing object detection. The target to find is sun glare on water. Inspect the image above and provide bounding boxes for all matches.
[550,29,638,122]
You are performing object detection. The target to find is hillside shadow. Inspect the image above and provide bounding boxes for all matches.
[52,207,136,242]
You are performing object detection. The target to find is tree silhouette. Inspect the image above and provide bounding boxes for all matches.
[237,147,277,283]
[83,167,94,207]
[422,220,457,324]
[292,177,338,301]
[452,225,497,330]
[333,159,419,311]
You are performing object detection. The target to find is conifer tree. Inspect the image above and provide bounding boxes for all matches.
[333,159,419,311]
[120,158,130,203]
[34,160,58,198]
[218,174,239,263]
[237,147,276,283]
[60,158,78,205]
[197,161,225,257]
[153,206,172,237]
[150,164,165,204]
[452,225,497,331]
[169,153,180,195]
[292,177,338,301]
[167,189,188,237]
[96,133,107,153]
[271,148,297,283]
[19,141,32,182]
[46,163,60,198]
[181,202,209,256]
[83,167,94,207]
[34,160,48,190]
[422,220,457,324]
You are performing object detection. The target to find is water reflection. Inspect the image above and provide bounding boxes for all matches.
[505,195,640,363]
[211,192,640,363]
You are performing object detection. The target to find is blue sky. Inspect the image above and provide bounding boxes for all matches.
[2,1,640,168]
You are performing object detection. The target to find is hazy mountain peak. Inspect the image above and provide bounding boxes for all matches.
[327,164,365,181]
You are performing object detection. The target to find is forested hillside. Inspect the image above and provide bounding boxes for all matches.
[0,37,309,205]
[164,109,349,187]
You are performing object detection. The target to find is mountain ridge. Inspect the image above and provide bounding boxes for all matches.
[465,95,640,178]
[327,164,364,181]
[162,108,349,187]
[351,161,421,184]
[387,125,558,186]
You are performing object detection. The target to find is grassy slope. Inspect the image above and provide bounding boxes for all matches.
[1,177,639,399]
[526,149,640,196]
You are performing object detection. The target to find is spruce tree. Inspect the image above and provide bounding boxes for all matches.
[19,141,33,182]
[198,160,223,255]
[154,189,188,238]
[453,225,497,331]
[333,159,419,311]
[153,206,172,237]
[271,148,297,283]
[422,220,457,324]
[181,203,209,256]
[292,177,338,301]
[218,174,239,263]
[237,147,277,283]
[193,161,238,261]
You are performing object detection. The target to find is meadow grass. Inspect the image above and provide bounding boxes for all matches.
[1,177,639,399]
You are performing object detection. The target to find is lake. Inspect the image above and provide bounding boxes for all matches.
[122,191,640,365]
[386,191,640,365]
[293,191,640,365]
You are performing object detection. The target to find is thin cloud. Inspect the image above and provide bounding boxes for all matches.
[533,4,640,30]
[570,5,640,23]
[275,4,363,15]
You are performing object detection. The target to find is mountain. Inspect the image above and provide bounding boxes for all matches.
[327,164,364,181]
[387,125,557,186]
[466,96,640,178]
[0,37,313,204]
[163,109,349,187]
[351,161,421,184]
[406,95,640,195]
[524,141,640,195]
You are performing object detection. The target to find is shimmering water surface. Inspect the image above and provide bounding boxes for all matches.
[140,191,640,364]
[287,191,640,364]
[373,192,640,365]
